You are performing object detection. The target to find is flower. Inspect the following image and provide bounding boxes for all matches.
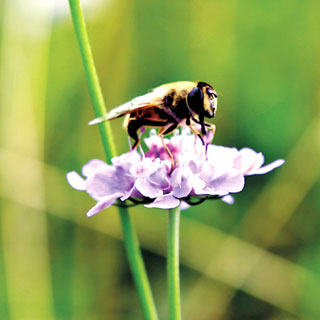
[67,129,285,216]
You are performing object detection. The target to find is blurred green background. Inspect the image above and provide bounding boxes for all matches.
[1,0,320,319]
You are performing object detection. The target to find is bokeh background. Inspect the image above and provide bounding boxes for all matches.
[1,0,320,319]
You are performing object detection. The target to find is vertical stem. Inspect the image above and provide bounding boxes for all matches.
[168,207,181,320]
[68,1,158,319]
[119,208,159,320]
[68,0,116,160]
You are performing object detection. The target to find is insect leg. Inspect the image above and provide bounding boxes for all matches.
[188,124,204,145]
[190,117,216,145]
[191,117,211,127]
[160,135,175,172]
[190,115,207,135]
[208,123,216,139]
[158,124,179,172]
[161,122,179,136]
[128,118,170,149]
[193,120,216,137]
[198,114,206,135]
[127,119,142,150]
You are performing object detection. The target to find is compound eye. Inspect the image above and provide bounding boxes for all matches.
[187,87,204,114]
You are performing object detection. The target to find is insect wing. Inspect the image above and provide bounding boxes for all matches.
[108,92,156,118]
[88,92,162,125]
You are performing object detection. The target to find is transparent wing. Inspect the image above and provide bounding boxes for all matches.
[88,92,163,125]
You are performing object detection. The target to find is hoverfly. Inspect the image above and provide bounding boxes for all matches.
[89,81,218,152]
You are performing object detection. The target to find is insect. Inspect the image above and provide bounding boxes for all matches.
[89,81,218,151]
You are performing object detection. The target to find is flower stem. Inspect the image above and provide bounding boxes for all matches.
[68,1,158,319]
[168,206,181,320]
[119,208,159,320]
[68,0,116,160]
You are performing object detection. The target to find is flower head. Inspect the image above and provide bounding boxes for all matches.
[67,129,284,216]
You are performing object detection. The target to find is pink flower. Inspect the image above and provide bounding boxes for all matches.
[67,129,284,216]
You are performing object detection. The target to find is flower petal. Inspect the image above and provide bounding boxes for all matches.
[86,172,116,198]
[221,194,235,204]
[149,166,170,189]
[208,169,244,194]
[130,158,154,177]
[248,159,285,175]
[173,180,192,198]
[233,148,264,175]
[66,171,86,190]
[86,166,134,200]
[180,201,190,210]
[206,145,239,178]
[135,178,162,198]
[171,167,192,198]
[86,193,122,217]
[199,162,215,183]
[112,151,141,170]
[145,194,180,209]
[82,159,108,177]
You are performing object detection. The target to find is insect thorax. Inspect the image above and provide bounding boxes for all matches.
[164,89,191,120]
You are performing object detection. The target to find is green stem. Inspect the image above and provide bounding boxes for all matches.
[119,208,159,320]
[168,207,181,320]
[68,0,116,160]
[68,1,158,319]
